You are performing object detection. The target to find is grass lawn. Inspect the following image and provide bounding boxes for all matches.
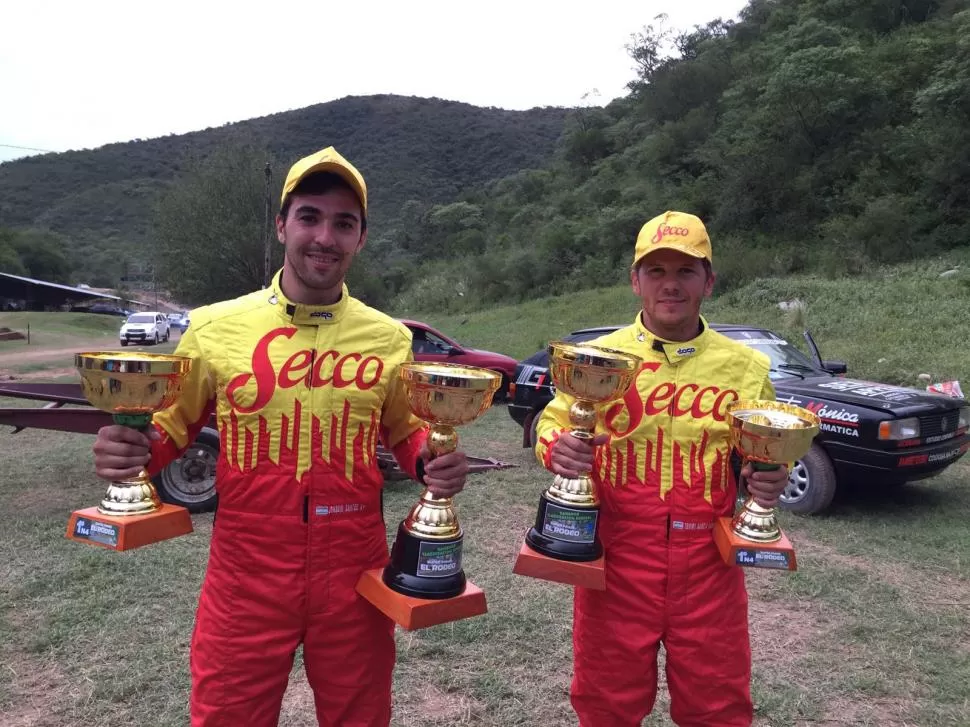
[2,264,969,725]
[1,399,968,726]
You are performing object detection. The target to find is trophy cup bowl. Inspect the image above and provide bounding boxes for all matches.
[524,342,642,562]
[382,362,502,600]
[76,352,191,515]
[726,399,819,544]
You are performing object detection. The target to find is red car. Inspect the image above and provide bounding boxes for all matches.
[399,319,517,400]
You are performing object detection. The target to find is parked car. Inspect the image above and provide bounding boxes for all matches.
[173,314,190,333]
[76,302,128,316]
[399,319,518,400]
[508,324,970,514]
[120,312,171,346]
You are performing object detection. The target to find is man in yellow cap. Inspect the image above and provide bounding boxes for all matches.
[91,147,470,726]
[535,211,789,726]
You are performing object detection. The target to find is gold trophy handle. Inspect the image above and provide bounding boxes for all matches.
[99,413,163,515]
[404,422,461,538]
[733,457,783,543]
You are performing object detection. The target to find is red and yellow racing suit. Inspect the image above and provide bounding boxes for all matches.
[536,315,773,727]
[148,272,427,727]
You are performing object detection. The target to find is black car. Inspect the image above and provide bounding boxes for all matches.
[508,325,970,515]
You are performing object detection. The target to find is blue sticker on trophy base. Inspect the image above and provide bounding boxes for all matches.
[542,504,598,544]
[416,540,462,578]
[736,548,790,570]
[73,517,119,548]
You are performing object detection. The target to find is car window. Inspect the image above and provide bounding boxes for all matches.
[126,314,154,324]
[410,327,454,354]
[720,330,825,380]
[522,329,616,366]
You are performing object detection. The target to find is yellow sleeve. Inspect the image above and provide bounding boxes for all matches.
[150,323,217,462]
[380,350,425,449]
[760,376,776,401]
[534,389,574,469]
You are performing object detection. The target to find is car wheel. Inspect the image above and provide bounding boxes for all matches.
[120,340,128,347]
[164,331,170,342]
[152,428,219,513]
[778,443,837,515]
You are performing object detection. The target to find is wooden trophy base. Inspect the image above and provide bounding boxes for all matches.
[66,504,194,551]
[714,517,797,571]
[356,569,487,630]
[512,539,606,590]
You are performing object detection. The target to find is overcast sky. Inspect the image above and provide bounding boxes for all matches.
[0,0,747,164]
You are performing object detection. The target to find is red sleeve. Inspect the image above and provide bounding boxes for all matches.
[388,426,429,481]
[146,398,215,477]
[540,429,562,471]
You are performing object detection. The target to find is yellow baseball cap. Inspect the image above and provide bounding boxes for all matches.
[633,210,712,267]
[280,146,367,213]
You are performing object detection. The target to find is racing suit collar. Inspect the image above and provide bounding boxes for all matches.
[267,270,349,326]
[633,313,711,364]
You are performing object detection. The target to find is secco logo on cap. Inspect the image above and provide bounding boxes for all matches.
[652,224,690,244]
[633,210,712,266]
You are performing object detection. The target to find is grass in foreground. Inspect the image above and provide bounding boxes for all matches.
[1,400,968,726]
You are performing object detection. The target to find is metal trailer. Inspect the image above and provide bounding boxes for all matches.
[0,381,515,513]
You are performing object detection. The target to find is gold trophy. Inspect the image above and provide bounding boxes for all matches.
[66,352,194,551]
[515,342,641,588]
[713,399,820,571]
[357,362,500,630]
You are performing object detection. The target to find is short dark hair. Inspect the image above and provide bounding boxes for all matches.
[279,172,367,230]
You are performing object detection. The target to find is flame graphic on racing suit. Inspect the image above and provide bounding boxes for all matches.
[221,398,382,483]
[595,429,734,504]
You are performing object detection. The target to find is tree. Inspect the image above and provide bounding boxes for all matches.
[0,229,27,277]
[154,138,283,304]
[2,229,71,281]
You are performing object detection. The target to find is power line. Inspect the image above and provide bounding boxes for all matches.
[0,142,60,154]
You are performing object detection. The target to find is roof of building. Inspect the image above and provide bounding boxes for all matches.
[0,272,122,300]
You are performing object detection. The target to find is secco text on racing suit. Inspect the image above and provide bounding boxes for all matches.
[535,315,773,727]
[148,271,428,727]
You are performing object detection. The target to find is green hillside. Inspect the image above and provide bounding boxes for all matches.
[407,249,970,389]
[389,0,970,312]
[4,0,970,313]
[0,95,568,287]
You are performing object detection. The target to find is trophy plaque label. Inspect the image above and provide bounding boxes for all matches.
[735,548,791,570]
[72,517,119,548]
[542,504,598,544]
[714,517,798,571]
[416,541,463,578]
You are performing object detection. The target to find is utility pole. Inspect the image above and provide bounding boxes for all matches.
[263,162,273,288]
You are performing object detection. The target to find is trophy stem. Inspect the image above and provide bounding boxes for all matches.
[731,497,782,543]
[732,458,782,542]
[568,399,596,440]
[546,473,598,507]
[427,423,457,457]
[403,488,462,540]
[99,469,162,516]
